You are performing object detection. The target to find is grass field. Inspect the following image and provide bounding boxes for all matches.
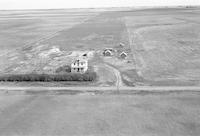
[0,91,200,136]
[0,9,98,51]
[125,7,200,86]
[0,7,200,86]
[0,9,99,74]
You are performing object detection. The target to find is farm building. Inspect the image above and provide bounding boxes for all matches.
[103,50,112,56]
[120,52,127,59]
[71,58,88,73]
[103,48,114,56]
[119,42,125,47]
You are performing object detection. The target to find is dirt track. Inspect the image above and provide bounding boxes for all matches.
[104,64,124,87]
[1,86,200,94]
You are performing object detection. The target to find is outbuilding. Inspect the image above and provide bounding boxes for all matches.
[103,50,112,56]
[103,48,114,56]
[120,52,127,59]
[119,42,125,47]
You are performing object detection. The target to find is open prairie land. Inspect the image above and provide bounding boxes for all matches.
[0,91,200,136]
[1,8,200,136]
[125,8,200,86]
[0,7,200,86]
[0,9,99,74]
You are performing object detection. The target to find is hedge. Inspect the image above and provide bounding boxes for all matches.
[0,72,97,82]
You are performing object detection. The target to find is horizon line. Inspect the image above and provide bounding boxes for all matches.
[0,5,199,11]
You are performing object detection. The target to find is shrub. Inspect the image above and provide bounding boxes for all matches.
[0,72,97,82]
[55,65,71,73]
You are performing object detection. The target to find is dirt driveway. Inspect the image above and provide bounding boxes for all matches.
[93,62,124,87]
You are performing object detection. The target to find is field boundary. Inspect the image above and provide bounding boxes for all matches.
[1,86,200,92]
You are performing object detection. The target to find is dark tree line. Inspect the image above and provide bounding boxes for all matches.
[0,72,97,82]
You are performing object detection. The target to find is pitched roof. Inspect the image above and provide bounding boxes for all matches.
[72,57,87,63]
[120,52,127,55]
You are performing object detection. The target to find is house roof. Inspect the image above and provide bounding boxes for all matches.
[72,57,87,63]
[104,50,112,53]
[104,48,114,52]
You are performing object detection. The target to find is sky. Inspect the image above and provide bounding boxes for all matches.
[0,0,199,10]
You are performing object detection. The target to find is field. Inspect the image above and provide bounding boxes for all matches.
[1,7,200,136]
[0,7,200,86]
[125,8,200,86]
[0,91,200,135]
[0,9,99,75]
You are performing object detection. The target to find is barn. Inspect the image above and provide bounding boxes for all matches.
[103,50,112,56]
[103,48,114,56]
[120,52,127,59]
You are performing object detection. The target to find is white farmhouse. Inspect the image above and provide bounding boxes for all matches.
[71,58,88,73]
